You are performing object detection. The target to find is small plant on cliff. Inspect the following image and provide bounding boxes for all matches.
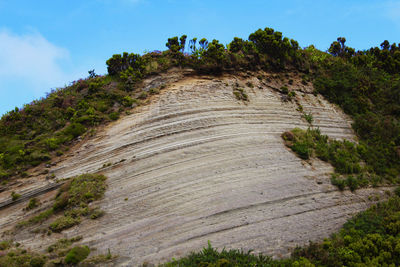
[233,88,249,101]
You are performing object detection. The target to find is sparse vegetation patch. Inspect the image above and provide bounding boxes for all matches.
[282,128,374,190]
[233,88,249,101]
[17,173,107,232]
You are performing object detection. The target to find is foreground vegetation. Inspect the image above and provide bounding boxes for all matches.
[0,236,113,266]
[0,174,109,266]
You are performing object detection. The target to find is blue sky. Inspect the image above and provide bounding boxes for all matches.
[1,0,400,115]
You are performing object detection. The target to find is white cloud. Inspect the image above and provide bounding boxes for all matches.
[0,29,71,94]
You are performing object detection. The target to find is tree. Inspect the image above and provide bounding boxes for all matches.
[229,37,246,53]
[166,36,180,53]
[179,35,187,53]
[199,38,209,50]
[189,38,197,54]
[248,27,297,62]
[380,40,390,50]
[203,39,225,62]
[328,37,355,58]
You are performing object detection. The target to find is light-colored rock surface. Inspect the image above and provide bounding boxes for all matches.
[0,72,390,266]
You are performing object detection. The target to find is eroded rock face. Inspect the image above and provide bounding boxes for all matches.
[0,72,390,266]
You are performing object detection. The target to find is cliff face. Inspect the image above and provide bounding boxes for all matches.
[0,70,391,265]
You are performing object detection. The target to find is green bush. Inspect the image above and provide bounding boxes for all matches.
[17,208,54,228]
[395,187,400,197]
[280,86,289,94]
[44,137,60,151]
[303,113,313,124]
[30,256,46,267]
[291,141,311,160]
[108,112,119,121]
[62,122,86,138]
[162,242,275,267]
[64,245,90,264]
[0,240,12,250]
[26,198,40,210]
[47,236,82,253]
[331,176,346,191]
[11,191,21,201]
[49,216,81,232]
[233,88,248,101]
[346,176,358,192]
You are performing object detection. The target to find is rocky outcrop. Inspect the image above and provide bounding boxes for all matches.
[0,71,390,266]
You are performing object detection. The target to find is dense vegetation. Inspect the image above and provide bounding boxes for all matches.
[0,236,113,266]
[313,38,400,182]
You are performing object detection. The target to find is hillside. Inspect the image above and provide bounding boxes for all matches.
[0,27,399,266]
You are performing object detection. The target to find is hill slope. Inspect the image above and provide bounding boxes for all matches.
[0,69,391,265]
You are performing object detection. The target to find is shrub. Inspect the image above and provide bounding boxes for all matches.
[47,236,82,253]
[291,141,311,160]
[30,256,46,267]
[122,96,134,107]
[63,122,86,138]
[64,245,90,264]
[246,81,254,88]
[161,242,274,266]
[395,187,400,197]
[89,208,105,219]
[49,216,81,232]
[11,191,21,201]
[0,240,12,250]
[26,198,40,210]
[108,112,119,121]
[138,91,148,100]
[149,87,160,95]
[280,86,289,94]
[54,174,107,211]
[303,113,313,124]
[17,208,54,228]
[233,88,248,101]
[346,176,358,192]
[44,138,60,150]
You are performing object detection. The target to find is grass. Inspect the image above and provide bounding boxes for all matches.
[161,241,286,267]
[17,208,54,228]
